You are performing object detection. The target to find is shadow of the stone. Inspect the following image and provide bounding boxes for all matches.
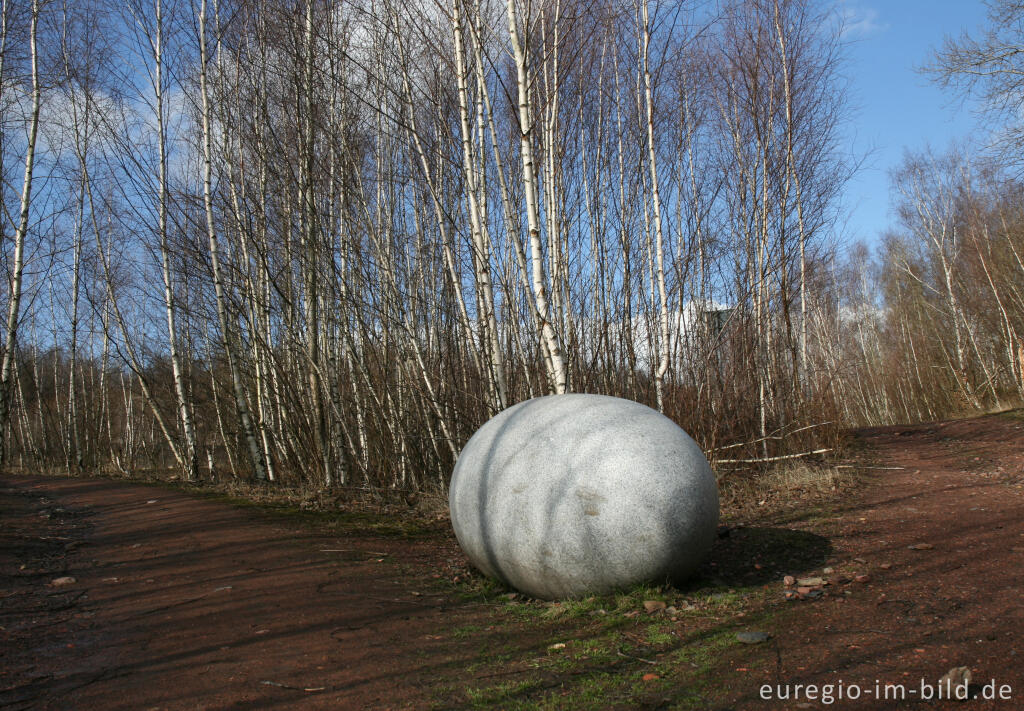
[686,526,832,588]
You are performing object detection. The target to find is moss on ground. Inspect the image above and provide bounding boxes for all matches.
[158,485,444,539]
[432,513,847,710]
[438,569,784,710]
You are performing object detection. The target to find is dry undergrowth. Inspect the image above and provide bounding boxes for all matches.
[718,460,857,522]
[200,462,857,528]
[18,451,860,533]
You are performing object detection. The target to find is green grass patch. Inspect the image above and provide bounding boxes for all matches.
[465,679,545,707]
[644,622,677,646]
[451,623,485,639]
[128,478,444,539]
[445,581,783,710]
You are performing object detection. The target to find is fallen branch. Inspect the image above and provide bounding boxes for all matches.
[260,680,325,692]
[834,465,905,470]
[710,422,834,452]
[616,650,657,665]
[713,448,832,465]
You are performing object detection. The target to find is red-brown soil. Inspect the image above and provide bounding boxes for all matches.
[724,413,1024,710]
[0,477,481,710]
[2,412,1024,710]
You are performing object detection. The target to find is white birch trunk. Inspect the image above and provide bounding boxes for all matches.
[0,0,40,466]
[452,0,507,412]
[507,0,567,394]
[198,0,267,481]
[639,0,671,412]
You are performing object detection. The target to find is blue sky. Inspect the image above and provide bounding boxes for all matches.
[840,1,989,247]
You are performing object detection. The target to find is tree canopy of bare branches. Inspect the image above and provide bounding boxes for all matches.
[2,0,857,489]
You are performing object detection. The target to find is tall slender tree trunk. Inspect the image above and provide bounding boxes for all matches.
[507,0,566,394]
[452,0,507,412]
[67,169,83,473]
[154,0,199,480]
[198,0,267,481]
[639,0,670,412]
[301,0,331,486]
[0,0,40,467]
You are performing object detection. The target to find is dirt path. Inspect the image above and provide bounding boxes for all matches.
[0,476,479,710]
[2,414,1024,710]
[730,414,1024,709]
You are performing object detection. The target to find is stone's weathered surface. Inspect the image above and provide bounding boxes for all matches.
[448,394,719,600]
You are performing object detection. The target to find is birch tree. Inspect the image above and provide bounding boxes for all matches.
[0,0,860,485]
[0,0,41,466]
[196,0,267,480]
[507,0,567,394]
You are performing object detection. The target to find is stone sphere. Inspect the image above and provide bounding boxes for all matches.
[448,394,719,599]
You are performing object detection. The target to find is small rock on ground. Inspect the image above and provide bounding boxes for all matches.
[937,666,972,700]
[736,630,771,644]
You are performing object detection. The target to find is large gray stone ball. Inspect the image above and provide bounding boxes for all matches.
[448,394,719,599]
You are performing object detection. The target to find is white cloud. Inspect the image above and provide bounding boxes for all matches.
[840,4,890,39]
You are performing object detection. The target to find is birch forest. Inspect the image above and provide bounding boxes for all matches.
[3,0,1022,492]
